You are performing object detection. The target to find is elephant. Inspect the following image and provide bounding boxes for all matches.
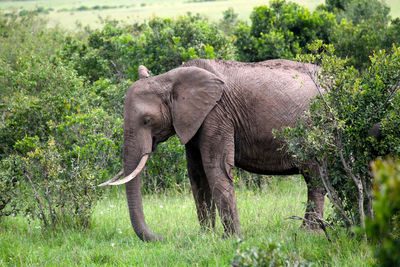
[100,59,325,242]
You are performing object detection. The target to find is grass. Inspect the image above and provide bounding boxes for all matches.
[0,0,399,29]
[0,176,372,266]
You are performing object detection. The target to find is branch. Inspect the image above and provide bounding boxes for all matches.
[375,81,399,114]
[44,179,57,228]
[336,132,365,231]
[110,60,126,82]
[317,160,354,227]
[285,212,333,242]
[24,170,48,229]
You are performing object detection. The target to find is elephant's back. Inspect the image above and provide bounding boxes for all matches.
[184,58,320,125]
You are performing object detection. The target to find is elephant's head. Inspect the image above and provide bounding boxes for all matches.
[100,65,224,241]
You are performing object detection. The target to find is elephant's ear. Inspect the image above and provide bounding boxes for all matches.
[171,67,224,145]
[138,65,151,79]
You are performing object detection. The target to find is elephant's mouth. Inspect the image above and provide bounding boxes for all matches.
[152,136,157,152]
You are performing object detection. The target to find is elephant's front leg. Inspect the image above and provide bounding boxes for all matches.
[199,129,241,238]
[185,143,216,230]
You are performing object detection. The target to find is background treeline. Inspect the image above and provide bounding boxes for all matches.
[0,0,399,262]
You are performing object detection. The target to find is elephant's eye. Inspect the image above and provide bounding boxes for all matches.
[143,118,151,125]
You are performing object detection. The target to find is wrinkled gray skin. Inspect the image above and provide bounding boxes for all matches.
[123,59,324,241]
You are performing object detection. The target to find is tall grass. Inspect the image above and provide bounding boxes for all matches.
[0,176,372,266]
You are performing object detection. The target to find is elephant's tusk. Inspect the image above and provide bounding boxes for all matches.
[98,170,124,187]
[108,154,149,186]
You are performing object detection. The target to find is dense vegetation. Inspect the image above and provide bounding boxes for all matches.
[1,0,399,265]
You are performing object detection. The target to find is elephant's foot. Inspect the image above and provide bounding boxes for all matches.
[222,229,243,239]
[219,210,242,239]
[198,223,215,233]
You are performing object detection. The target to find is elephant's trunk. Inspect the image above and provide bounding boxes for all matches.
[125,171,163,242]
[123,131,162,242]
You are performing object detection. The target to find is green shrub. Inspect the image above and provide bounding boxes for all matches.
[234,0,336,62]
[142,137,188,193]
[219,8,239,35]
[0,15,123,226]
[0,155,23,217]
[0,58,87,159]
[366,158,400,266]
[317,0,396,69]
[8,108,123,229]
[48,108,123,175]
[234,0,399,69]
[17,137,95,228]
[61,14,234,82]
[231,239,313,267]
[319,0,390,25]
[77,6,89,11]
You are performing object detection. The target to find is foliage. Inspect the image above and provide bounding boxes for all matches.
[323,0,394,69]
[60,14,234,82]
[231,239,313,267]
[0,15,123,227]
[320,0,352,13]
[366,158,400,266]
[276,41,400,229]
[234,0,336,62]
[18,107,122,229]
[189,0,217,2]
[219,8,240,35]
[235,0,399,69]
[0,155,23,217]
[318,0,390,25]
[0,106,123,229]
[340,0,390,25]
[142,137,188,193]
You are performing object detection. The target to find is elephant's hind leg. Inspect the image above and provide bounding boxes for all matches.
[186,143,216,231]
[302,170,325,230]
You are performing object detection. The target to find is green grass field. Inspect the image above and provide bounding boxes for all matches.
[0,0,399,29]
[0,176,371,266]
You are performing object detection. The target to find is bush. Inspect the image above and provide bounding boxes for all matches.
[234,0,336,62]
[0,155,23,217]
[319,0,390,25]
[318,0,395,69]
[142,137,188,193]
[234,0,399,70]
[17,137,98,229]
[231,239,313,267]
[61,14,234,83]
[0,15,123,227]
[219,8,240,35]
[1,108,123,228]
[276,41,400,229]
[366,158,400,266]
